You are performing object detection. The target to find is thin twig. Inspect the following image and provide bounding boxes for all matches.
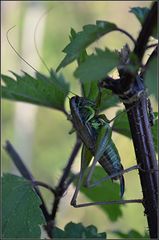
[33,181,56,196]
[4,141,51,222]
[43,137,81,238]
[51,137,81,220]
[133,1,157,63]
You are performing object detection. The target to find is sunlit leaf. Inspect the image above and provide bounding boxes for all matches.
[76,166,123,222]
[145,57,157,100]
[82,82,119,112]
[113,111,158,152]
[114,229,149,238]
[53,222,106,238]
[2,174,44,238]
[99,88,119,112]
[74,48,119,84]
[57,21,117,71]
[112,111,131,139]
[151,112,158,152]
[1,69,69,112]
[130,7,156,38]
[130,7,149,25]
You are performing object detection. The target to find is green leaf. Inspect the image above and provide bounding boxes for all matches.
[94,125,112,163]
[78,166,123,221]
[2,174,45,238]
[113,110,158,152]
[82,86,119,112]
[145,57,157,100]
[74,48,119,84]
[130,7,149,25]
[112,110,131,139]
[99,88,119,112]
[114,229,149,238]
[57,20,117,71]
[130,7,156,38]
[68,28,119,111]
[53,222,106,238]
[1,69,69,112]
[151,112,158,152]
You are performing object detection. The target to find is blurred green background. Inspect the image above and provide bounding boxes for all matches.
[2,1,156,239]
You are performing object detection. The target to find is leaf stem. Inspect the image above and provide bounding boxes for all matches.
[116,28,136,45]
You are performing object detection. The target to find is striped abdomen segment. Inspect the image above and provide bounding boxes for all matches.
[98,139,125,197]
[98,139,123,180]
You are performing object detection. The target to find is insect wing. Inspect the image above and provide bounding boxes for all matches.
[81,144,93,171]
[94,124,112,162]
[70,96,96,150]
[86,125,112,184]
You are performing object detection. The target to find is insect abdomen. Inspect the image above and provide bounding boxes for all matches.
[98,139,123,180]
[98,139,125,197]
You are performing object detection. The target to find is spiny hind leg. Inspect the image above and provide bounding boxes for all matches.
[72,198,143,208]
[86,164,158,189]
[71,165,143,208]
[71,164,158,208]
[86,164,140,189]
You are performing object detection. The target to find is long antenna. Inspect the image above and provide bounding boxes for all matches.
[6,25,39,73]
[34,7,54,73]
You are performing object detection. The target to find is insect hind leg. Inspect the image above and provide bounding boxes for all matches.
[86,164,139,189]
[86,164,158,190]
[70,164,146,208]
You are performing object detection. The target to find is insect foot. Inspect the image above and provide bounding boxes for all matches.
[70,199,77,207]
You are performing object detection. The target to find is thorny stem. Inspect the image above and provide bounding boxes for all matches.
[124,95,158,238]
[100,2,158,238]
[45,137,81,237]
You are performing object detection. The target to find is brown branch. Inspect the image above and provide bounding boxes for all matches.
[4,141,51,223]
[133,1,157,63]
[44,137,81,238]
[124,96,158,238]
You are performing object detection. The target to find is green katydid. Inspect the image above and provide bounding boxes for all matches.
[69,93,144,208]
